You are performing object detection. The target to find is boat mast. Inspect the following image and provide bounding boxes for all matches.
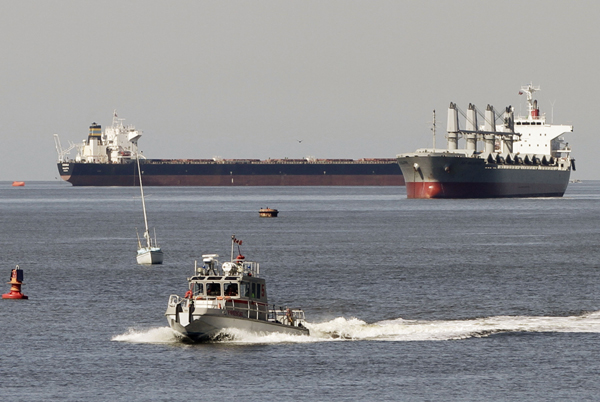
[137,156,151,248]
[520,83,540,119]
[432,110,436,150]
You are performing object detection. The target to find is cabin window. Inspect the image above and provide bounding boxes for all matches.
[251,283,256,298]
[256,284,261,299]
[193,282,204,296]
[241,282,250,297]
[206,283,221,297]
[224,283,239,296]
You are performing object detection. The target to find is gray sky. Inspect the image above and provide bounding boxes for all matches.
[1,0,596,181]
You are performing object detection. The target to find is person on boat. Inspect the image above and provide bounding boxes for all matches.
[224,283,238,296]
[286,308,295,325]
[207,283,220,296]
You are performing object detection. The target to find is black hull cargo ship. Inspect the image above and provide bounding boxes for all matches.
[55,114,404,186]
[397,84,574,198]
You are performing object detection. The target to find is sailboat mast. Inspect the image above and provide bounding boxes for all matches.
[137,156,151,247]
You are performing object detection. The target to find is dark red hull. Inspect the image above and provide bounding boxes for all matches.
[406,181,567,199]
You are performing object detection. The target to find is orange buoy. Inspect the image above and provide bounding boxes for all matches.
[2,265,28,299]
[12,181,25,187]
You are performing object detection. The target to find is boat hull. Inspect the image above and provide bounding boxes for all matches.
[397,154,571,199]
[57,160,404,186]
[137,248,164,265]
[166,309,309,342]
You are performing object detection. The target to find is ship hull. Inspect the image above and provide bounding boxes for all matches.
[166,309,309,342]
[397,155,571,199]
[58,160,404,186]
[136,248,163,265]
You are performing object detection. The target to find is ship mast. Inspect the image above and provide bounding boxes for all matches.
[137,156,151,248]
[520,83,541,119]
[432,110,436,150]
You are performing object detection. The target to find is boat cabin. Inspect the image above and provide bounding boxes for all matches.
[188,275,267,303]
[187,254,267,303]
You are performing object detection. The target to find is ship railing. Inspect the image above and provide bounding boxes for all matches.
[223,299,268,321]
[168,294,181,307]
[241,261,260,277]
[489,164,567,171]
[268,308,306,327]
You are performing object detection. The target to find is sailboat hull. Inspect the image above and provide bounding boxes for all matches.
[137,248,164,265]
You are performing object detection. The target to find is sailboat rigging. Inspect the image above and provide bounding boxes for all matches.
[136,156,164,264]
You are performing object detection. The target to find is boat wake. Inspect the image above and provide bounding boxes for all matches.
[113,311,600,344]
[112,327,186,343]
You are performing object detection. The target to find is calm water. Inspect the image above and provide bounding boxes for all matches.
[1,181,600,401]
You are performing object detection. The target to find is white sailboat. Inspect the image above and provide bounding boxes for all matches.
[136,157,163,265]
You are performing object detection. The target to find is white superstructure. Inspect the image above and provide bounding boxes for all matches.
[403,83,573,166]
[510,83,572,159]
[56,111,142,164]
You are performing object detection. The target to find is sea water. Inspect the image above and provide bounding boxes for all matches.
[1,181,599,401]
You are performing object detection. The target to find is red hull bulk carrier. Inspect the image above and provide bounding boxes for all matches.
[397,83,574,198]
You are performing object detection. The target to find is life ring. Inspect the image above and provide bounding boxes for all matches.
[184,290,193,299]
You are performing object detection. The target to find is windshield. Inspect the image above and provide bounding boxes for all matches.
[192,282,204,297]
[206,283,221,297]
[224,283,239,296]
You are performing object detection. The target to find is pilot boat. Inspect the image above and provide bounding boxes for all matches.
[165,235,309,342]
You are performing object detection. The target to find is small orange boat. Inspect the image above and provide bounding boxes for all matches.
[259,208,278,218]
[12,181,25,187]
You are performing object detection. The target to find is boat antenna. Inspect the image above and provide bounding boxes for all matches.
[431,110,436,150]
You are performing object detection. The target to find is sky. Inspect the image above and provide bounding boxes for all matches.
[0,0,597,181]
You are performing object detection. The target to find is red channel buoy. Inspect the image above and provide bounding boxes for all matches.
[2,265,28,299]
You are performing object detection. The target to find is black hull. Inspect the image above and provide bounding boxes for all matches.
[58,160,405,186]
[397,155,571,198]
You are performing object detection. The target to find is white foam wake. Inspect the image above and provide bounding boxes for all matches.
[112,312,600,344]
[311,312,600,342]
[111,327,184,343]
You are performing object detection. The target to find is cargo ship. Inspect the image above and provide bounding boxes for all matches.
[397,84,574,198]
[54,113,404,186]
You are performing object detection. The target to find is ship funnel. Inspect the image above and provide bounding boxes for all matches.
[446,102,459,150]
[465,103,478,151]
[484,105,495,154]
[87,123,102,145]
[532,99,539,118]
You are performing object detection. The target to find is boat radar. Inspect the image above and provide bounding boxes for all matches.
[2,265,28,299]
